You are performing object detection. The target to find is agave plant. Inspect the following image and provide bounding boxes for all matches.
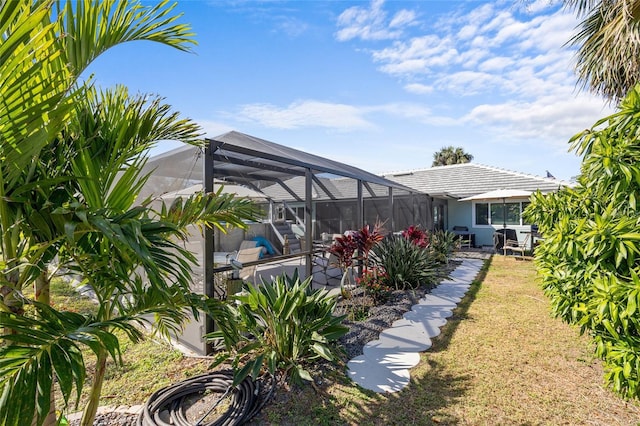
[207,271,348,386]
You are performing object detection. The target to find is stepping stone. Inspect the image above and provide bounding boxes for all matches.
[417,294,459,306]
[433,284,469,293]
[449,271,478,281]
[439,281,472,287]
[395,315,445,338]
[430,289,463,302]
[411,303,454,318]
[347,355,410,393]
[364,327,432,354]
[361,349,421,369]
[431,288,467,298]
[378,323,432,350]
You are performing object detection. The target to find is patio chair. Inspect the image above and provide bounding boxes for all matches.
[494,229,528,256]
[234,246,263,283]
[509,232,531,257]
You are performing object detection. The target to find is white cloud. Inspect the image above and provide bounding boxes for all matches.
[389,9,417,29]
[236,100,374,130]
[457,24,479,41]
[275,16,309,38]
[463,95,614,144]
[436,71,508,95]
[372,35,458,75]
[369,102,432,119]
[478,56,514,72]
[404,83,433,94]
[335,0,415,41]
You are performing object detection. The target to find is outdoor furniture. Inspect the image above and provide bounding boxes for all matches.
[234,247,263,283]
[452,226,474,248]
[493,229,530,256]
[493,229,517,254]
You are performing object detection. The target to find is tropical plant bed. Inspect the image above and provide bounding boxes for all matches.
[336,260,461,360]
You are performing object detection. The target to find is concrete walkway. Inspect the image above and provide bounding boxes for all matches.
[346,257,485,393]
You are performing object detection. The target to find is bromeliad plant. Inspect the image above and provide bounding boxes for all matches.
[328,222,386,289]
[207,271,348,385]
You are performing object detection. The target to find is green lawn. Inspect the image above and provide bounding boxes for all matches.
[56,257,640,424]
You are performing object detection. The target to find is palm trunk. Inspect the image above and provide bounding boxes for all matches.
[81,346,108,426]
[35,273,58,426]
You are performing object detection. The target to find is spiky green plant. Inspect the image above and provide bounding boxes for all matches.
[371,236,439,290]
[207,271,348,386]
[429,230,458,264]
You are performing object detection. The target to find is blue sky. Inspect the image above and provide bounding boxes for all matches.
[86,0,615,181]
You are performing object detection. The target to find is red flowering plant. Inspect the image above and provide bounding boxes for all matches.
[356,267,391,304]
[353,220,386,273]
[328,233,357,271]
[402,225,429,248]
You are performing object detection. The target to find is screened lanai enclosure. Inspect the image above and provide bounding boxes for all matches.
[141,131,431,354]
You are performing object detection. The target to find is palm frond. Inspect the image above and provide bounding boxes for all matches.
[568,0,640,101]
[158,188,264,234]
[61,0,196,78]
[0,303,123,426]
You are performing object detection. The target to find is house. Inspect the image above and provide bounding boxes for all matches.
[383,163,573,248]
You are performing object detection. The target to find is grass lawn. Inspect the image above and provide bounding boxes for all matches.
[58,256,640,424]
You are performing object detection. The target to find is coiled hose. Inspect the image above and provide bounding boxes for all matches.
[137,370,275,426]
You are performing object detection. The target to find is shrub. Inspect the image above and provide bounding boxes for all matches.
[429,230,458,263]
[371,236,439,290]
[207,271,348,385]
[526,85,640,398]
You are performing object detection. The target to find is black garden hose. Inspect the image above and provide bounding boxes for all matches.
[137,370,275,426]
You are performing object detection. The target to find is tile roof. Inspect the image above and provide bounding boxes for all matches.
[381,163,572,199]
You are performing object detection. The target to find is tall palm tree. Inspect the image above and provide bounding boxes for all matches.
[432,146,474,166]
[1,0,195,314]
[566,0,640,102]
[61,86,260,425]
[0,1,257,425]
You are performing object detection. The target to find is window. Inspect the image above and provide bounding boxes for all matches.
[475,203,489,225]
[473,201,529,227]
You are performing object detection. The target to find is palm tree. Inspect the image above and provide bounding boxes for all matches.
[59,86,260,425]
[1,0,195,315]
[565,0,640,102]
[0,1,259,425]
[432,146,474,166]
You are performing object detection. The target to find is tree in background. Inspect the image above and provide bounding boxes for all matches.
[565,0,640,102]
[526,86,640,398]
[432,146,474,166]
